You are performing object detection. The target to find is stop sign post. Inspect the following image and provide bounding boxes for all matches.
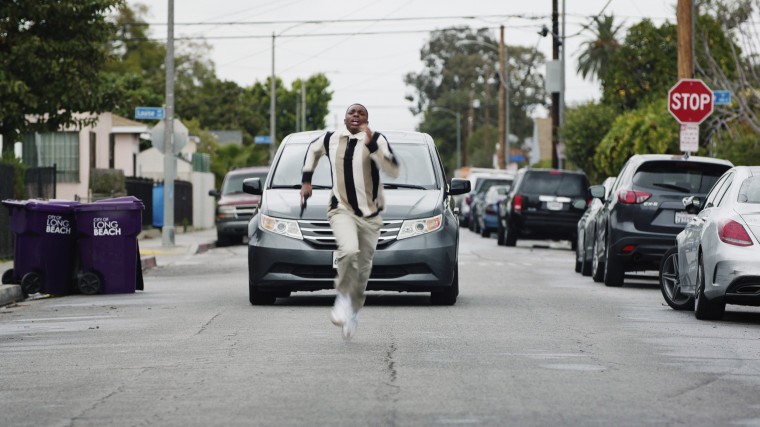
[668,79,714,154]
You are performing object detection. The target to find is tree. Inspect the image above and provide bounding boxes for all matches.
[576,15,623,83]
[560,102,617,183]
[0,0,124,152]
[407,27,546,173]
[593,99,679,178]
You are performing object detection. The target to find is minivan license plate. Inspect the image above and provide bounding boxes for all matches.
[675,211,695,224]
[332,252,339,269]
[546,201,563,211]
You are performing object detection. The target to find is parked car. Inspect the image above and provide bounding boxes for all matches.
[477,184,510,238]
[243,130,471,306]
[461,172,513,231]
[659,166,760,320]
[470,176,514,234]
[208,166,269,246]
[590,154,733,287]
[497,168,590,247]
[575,176,616,275]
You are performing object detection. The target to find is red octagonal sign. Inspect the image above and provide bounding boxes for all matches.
[668,79,714,124]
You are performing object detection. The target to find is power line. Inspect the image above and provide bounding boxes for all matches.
[123,13,548,27]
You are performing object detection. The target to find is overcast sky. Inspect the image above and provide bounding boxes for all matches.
[130,0,676,132]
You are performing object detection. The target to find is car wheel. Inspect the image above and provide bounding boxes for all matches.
[603,240,624,287]
[694,253,725,320]
[570,233,578,251]
[659,247,694,311]
[504,221,517,247]
[580,246,592,277]
[574,234,583,273]
[496,221,505,246]
[591,238,604,283]
[431,265,458,306]
[480,224,491,238]
[249,280,277,305]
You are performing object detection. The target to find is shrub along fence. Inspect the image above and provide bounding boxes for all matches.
[0,164,16,259]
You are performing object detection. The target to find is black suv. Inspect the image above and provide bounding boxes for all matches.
[497,168,590,247]
[590,154,733,287]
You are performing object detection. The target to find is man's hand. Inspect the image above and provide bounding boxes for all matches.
[360,124,373,145]
[300,182,312,202]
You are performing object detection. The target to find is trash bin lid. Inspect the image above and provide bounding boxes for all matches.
[75,199,145,212]
[2,199,80,213]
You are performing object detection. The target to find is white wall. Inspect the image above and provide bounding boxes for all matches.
[192,172,215,229]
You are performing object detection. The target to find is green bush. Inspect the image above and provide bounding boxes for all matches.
[90,168,126,194]
[1,151,26,199]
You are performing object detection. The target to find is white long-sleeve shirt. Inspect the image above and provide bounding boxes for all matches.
[302,127,399,218]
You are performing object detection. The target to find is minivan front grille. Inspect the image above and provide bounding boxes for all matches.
[299,219,403,250]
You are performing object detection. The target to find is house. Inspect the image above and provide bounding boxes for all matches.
[20,112,147,201]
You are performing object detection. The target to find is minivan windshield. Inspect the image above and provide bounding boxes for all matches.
[271,142,438,189]
[223,172,268,195]
[633,161,729,193]
[520,171,588,197]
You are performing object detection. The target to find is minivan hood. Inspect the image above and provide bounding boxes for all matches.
[263,189,441,220]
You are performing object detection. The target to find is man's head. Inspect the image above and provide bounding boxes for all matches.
[344,103,368,134]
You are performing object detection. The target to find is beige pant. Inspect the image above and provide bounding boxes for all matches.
[328,207,382,312]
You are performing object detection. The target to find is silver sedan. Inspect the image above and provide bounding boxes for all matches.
[660,166,760,320]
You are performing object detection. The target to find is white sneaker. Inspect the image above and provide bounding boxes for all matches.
[342,311,359,340]
[330,293,351,326]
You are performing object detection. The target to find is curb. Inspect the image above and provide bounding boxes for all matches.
[0,284,24,307]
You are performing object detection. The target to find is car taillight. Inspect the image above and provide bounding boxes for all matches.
[617,189,651,204]
[513,194,523,213]
[718,220,754,246]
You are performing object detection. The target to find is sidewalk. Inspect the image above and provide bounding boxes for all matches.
[0,227,218,307]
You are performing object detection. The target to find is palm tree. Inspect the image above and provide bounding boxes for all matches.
[576,15,622,83]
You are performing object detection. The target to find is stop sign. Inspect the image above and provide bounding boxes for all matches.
[668,79,714,124]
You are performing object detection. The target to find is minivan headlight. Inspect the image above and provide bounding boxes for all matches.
[259,214,303,240]
[398,214,442,240]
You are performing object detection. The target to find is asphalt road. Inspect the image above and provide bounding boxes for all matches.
[2,229,760,426]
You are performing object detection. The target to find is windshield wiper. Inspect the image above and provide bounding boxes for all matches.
[270,184,332,189]
[384,183,427,190]
[651,183,691,193]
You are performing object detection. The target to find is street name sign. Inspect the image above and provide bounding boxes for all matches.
[713,90,731,105]
[135,107,165,120]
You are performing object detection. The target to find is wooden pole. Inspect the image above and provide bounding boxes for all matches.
[677,0,693,79]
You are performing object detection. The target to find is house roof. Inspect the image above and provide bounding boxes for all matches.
[112,114,149,134]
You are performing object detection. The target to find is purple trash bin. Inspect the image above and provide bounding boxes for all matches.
[1,199,80,296]
[74,196,144,294]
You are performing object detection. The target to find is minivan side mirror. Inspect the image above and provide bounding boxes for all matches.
[448,178,471,196]
[243,177,263,195]
[589,185,606,200]
[208,188,221,198]
[684,196,703,214]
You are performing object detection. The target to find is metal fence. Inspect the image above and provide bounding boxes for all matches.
[125,177,155,227]
[0,164,16,259]
[25,165,56,199]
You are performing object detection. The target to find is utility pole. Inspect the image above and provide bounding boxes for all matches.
[498,25,506,169]
[269,33,276,163]
[551,0,560,169]
[162,0,175,247]
[677,0,694,79]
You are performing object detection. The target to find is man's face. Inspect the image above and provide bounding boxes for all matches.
[344,104,368,134]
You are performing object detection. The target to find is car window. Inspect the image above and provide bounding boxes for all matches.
[271,142,438,189]
[520,172,588,197]
[477,178,512,195]
[632,161,728,194]
[222,172,268,194]
[738,176,760,204]
[715,174,735,207]
[704,172,730,207]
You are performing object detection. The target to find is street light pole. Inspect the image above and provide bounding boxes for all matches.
[432,107,462,170]
[269,32,276,163]
[162,0,175,247]
[456,37,510,170]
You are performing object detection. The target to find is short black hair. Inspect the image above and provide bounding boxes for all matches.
[346,103,368,117]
